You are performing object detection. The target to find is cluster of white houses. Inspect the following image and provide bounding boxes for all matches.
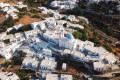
[0,2,27,19]
[0,72,20,80]
[0,1,119,79]
[50,0,78,10]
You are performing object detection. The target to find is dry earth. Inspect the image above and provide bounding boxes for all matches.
[15,15,41,25]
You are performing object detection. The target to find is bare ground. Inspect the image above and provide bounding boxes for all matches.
[15,15,41,25]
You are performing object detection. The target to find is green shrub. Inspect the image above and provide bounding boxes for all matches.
[18,13,25,18]
[19,7,28,12]
[73,31,82,39]
[4,62,10,68]
[32,14,41,18]
[2,19,16,27]
[29,9,38,13]
[104,44,112,52]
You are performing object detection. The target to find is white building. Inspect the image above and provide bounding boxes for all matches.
[46,74,73,80]
[104,54,117,65]
[22,57,39,69]
[50,0,77,10]
[6,12,18,19]
[69,23,84,29]
[13,24,24,30]
[78,16,89,24]
[40,59,57,70]
[41,30,59,45]
[93,62,106,72]
[59,30,77,50]
[14,2,28,9]
[50,1,59,8]
[31,22,40,29]
[0,43,21,60]
[42,48,52,56]
[62,63,67,70]
[0,72,19,80]
[66,15,77,22]
[0,2,10,8]
[38,7,49,14]
[24,30,34,39]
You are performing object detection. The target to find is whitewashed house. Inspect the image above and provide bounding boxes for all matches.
[104,54,117,65]
[31,22,40,29]
[7,27,14,32]
[40,59,57,70]
[50,1,58,8]
[0,43,21,60]
[42,48,52,56]
[38,22,46,30]
[66,15,76,21]
[0,2,10,8]
[0,72,20,80]
[69,23,84,29]
[14,2,28,9]
[93,62,106,72]
[0,42,5,48]
[38,7,48,14]
[78,16,89,24]
[46,74,73,80]
[62,63,67,70]
[22,57,39,69]
[41,30,59,45]
[9,12,18,19]
[24,30,33,39]
[13,24,24,30]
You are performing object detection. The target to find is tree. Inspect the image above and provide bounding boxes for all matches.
[72,31,82,39]
[2,19,16,27]
[4,62,10,68]
[12,57,23,65]
[104,44,112,52]
[63,23,67,28]
[32,14,41,18]
[19,7,28,12]
[18,13,25,19]
[62,6,83,16]
[82,33,89,41]
[24,0,36,7]
[29,9,38,13]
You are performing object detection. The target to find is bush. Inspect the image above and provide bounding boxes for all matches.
[24,0,36,7]
[63,23,67,28]
[61,16,66,20]
[29,9,38,13]
[8,25,32,34]
[116,44,120,48]
[62,6,83,16]
[17,51,26,57]
[2,19,16,27]
[104,44,112,52]
[78,21,84,26]
[16,69,34,79]
[18,13,25,19]
[32,14,41,18]
[3,39,10,44]
[82,33,89,41]
[19,7,28,12]
[4,62,10,68]
[73,31,82,39]
[12,57,23,65]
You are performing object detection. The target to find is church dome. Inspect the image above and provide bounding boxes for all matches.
[67,34,74,39]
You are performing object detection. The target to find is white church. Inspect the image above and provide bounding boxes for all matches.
[59,30,77,50]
